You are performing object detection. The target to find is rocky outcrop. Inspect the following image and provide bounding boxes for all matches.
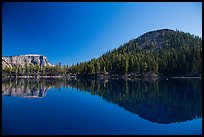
[2,54,53,68]
[2,59,12,69]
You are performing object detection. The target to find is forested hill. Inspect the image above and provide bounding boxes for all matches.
[70,29,202,77]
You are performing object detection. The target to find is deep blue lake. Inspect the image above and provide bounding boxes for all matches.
[2,78,202,135]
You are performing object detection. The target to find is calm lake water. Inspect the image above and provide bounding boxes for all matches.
[2,78,202,135]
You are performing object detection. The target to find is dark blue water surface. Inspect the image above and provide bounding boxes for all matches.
[2,78,202,135]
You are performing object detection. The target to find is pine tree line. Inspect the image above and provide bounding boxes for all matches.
[69,29,202,77]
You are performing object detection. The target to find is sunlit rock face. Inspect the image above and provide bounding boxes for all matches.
[2,54,53,68]
[2,59,12,69]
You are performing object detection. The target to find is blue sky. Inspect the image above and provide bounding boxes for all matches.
[2,2,202,66]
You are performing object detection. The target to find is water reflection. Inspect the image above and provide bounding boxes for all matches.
[2,79,51,98]
[2,78,202,124]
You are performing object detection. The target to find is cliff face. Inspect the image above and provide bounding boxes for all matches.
[2,59,12,69]
[2,54,53,68]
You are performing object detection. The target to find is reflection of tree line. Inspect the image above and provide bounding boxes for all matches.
[2,78,202,124]
[66,79,202,124]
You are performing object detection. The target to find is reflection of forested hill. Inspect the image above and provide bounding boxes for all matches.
[2,78,202,124]
[66,79,202,124]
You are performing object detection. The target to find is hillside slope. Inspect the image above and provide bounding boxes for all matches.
[70,29,202,77]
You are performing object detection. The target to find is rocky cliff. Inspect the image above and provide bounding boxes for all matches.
[2,54,53,68]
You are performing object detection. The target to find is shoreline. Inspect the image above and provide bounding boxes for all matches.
[17,76,64,78]
[3,75,202,80]
[171,76,202,79]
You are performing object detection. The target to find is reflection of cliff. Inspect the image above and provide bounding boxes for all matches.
[2,79,71,98]
[66,79,202,124]
[2,79,52,98]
